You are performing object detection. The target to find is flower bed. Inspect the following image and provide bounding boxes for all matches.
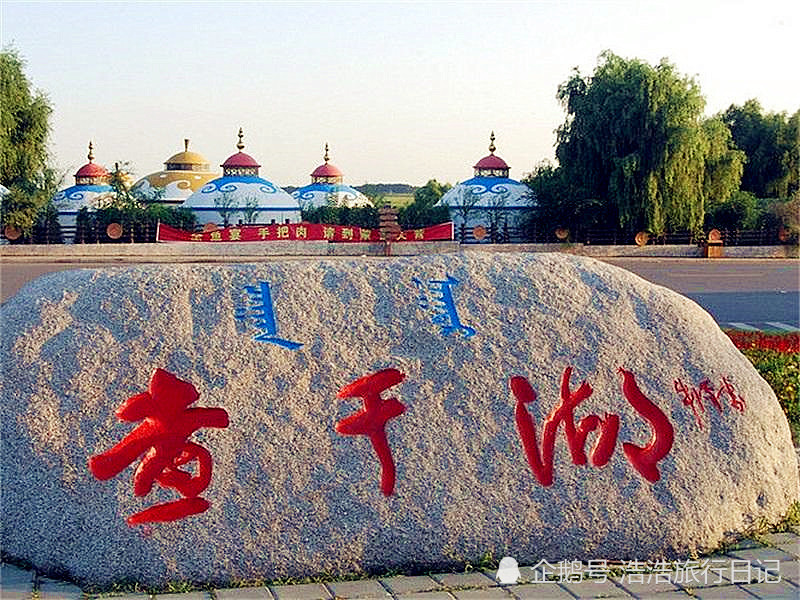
[726,330,799,443]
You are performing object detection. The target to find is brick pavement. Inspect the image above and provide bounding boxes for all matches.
[2,531,798,599]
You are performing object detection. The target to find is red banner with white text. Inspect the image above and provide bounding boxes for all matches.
[156,222,453,243]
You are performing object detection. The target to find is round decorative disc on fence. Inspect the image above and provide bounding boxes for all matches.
[3,226,21,241]
[555,227,569,240]
[708,229,722,243]
[635,231,649,246]
[106,223,123,240]
[778,227,789,242]
[472,225,487,241]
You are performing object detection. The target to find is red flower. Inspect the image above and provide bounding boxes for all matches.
[724,331,799,354]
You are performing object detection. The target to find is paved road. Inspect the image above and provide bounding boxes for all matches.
[2,257,798,331]
[603,258,800,331]
[602,258,798,292]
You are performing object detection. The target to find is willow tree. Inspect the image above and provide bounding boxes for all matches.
[555,51,741,236]
[702,117,746,214]
[0,48,56,233]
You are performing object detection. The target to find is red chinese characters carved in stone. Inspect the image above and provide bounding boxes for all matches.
[88,368,229,526]
[510,367,674,485]
[674,374,746,429]
[618,367,674,483]
[335,368,406,496]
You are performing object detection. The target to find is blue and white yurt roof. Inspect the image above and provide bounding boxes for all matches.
[181,129,300,225]
[292,144,371,209]
[52,142,113,215]
[438,132,534,210]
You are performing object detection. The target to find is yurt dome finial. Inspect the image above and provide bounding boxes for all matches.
[489,131,496,154]
[237,128,245,151]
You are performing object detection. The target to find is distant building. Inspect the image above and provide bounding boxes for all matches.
[181,129,300,226]
[132,139,219,205]
[437,132,534,241]
[292,144,371,210]
[51,142,113,241]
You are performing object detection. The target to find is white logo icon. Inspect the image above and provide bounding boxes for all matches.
[496,556,521,584]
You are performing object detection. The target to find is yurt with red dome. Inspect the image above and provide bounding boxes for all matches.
[52,142,113,241]
[437,132,535,241]
[181,129,300,226]
[292,144,370,210]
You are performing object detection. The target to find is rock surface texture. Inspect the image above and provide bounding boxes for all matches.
[1,253,797,586]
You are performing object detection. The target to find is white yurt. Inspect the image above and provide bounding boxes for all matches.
[292,144,371,210]
[51,142,113,242]
[437,132,534,241]
[132,139,219,205]
[181,129,300,227]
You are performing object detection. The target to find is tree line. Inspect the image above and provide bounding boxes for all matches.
[2,47,797,243]
[524,51,798,241]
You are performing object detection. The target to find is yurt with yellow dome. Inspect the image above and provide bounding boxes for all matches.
[132,139,219,205]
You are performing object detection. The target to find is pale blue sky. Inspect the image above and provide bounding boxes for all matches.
[2,1,798,188]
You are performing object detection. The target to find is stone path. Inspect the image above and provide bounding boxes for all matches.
[2,532,798,599]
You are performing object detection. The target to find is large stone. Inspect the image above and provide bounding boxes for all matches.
[1,253,797,586]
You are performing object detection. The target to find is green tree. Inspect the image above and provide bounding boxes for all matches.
[399,179,451,229]
[555,51,736,236]
[522,160,603,238]
[702,117,746,211]
[705,190,759,231]
[450,186,483,241]
[765,193,799,243]
[0,48,57,234]
[106,162,142,210]
[240,196,261,224]
[214,191,238,227]
[721,100,799,199]
[73,162,194,242]
[29,200,63,244]
[413,179,450,208]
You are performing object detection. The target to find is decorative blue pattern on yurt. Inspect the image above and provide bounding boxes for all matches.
[53,184,113,212]
[292,183,370,209]
[438,177,533,209]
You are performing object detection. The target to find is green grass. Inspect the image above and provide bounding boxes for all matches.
[384,193,415,208]
[745,348,799,441]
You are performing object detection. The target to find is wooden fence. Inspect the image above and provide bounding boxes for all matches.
[1,223,794,247]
